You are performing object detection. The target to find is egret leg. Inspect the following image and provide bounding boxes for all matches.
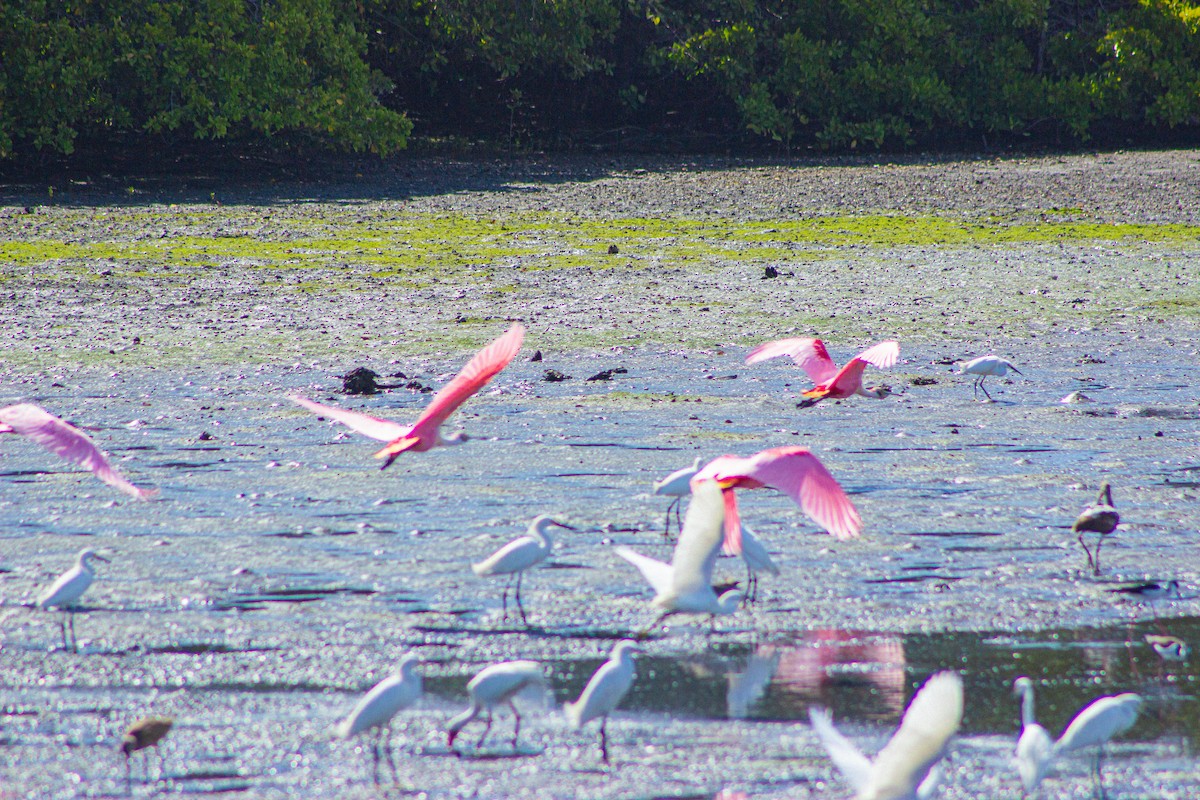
[125,754,132,794]
[745,565,757,603]
[663,497,678,538]
[500,574,514,621]
[978,377,994,402]
[1093,746,1108,800]
[67,612,77,653]
[1078,532,1097,573]
[476,710,493,748]
[599,716,610,763]
[509,701,522,749]
[673,499,683,535]
[1093,534,1104,575]
[385,727,400,785]
[58,616,70,651]
[514,571,529,626]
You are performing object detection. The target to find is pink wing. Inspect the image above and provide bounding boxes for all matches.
[824,340,899,395]
[698,447,861,540]
[0,403,157,500]
[745,338,838,384]
[289,395,410,442]
[405,324,525,442]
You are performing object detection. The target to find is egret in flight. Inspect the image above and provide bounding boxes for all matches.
[745,338,898,408]
[471,515,574,625]
[290,324,525,469]
[809,670,963,800]
[616,480,745,630]
[38,548,110,652]
[1,403,157,499]
[693,446,862,554]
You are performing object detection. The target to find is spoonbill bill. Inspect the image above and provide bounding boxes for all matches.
[1073,483,1118,575]
[616,481,745,629]
[0,403,157,500]
[1013,677,1054,793]
[447,660,545,752]
[471,515,574,625]
[745,338,898,408]
[652,455,702,536]
[290,323,524,469]
[38,548,110,652]
[692,446,862,553]
[564,640,640,763]
[808,670,963,800]
[120,716,173,790]
[958,355,1023,401]
[335,653,423,784]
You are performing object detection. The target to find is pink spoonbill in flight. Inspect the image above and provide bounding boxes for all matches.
[693,446,862,554]
[745,338,899,408]
[0,403,157,500]
[290,324,525,469]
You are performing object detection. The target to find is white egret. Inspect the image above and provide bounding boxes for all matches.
[1053,692,1141,798]
[808,670,963,800]
[653,455,702,536]
[1012,677,1054,793]
[564,639,640,763]
[1073,483,1118,575]
[447,660,545,752]
[471,515,574,625]
[335,653,423,784]
[37,548,110,652]
[728,523,779,602]
[958,355,1023,401]
[616,480,745,630]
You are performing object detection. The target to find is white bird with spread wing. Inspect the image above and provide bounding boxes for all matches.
[809,670,963,800]
[615,480,744,628]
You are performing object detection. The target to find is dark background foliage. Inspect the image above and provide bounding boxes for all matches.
[2,0,1198,161]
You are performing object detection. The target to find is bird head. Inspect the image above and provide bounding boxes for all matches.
[79,549,110,566]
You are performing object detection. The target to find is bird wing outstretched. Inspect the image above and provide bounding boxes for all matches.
[289,395,410,442]
[865,671,963,800]
[613,547,674,597]
[808,706,872,794]
[0,403,156,500]
[669,480,728,595]
[403,324,525,442]
[739,447,862,540]
[745,337,838,384]
[823,340,899,395]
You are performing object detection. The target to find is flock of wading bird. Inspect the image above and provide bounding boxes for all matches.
[3,322,1186,799]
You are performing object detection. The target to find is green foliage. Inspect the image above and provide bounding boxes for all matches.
[0,0,409,157]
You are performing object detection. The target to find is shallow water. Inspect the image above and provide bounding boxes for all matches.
[2,337,1199,797]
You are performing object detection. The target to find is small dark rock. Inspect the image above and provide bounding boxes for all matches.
[543,369,570,382]
[763,265,779,279]
[198,431,215,441]
[607,244,619,255]
[1155,431,1164,437]
[933,357,959,366]
[586,370,619,382]
[910,376,938,386]
[341,367,380,394]
[1077,354,1106,364]
[530,350,543,362]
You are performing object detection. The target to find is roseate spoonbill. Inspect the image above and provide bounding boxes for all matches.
[745,338,898,408]
[447,660,545,752]
[1144,634,1190,662]
[1053,692,1142,798]
[692,446,862,554]
[290,324,525,469]
[727,523,780,602]
[38,548,110,652]
[0,403,157,499]
[335,653,423,784]
[653,456,702,536]
[121,716,173,790]
[1013,677,1054,793]
[564,639,640,763]
[471,515,574,625]
[616,481,745,630]
[808,670,963,800]
[1073,483,1118,575]
[957,355,1023,401]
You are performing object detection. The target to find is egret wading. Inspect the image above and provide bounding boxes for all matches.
[652,456,702,537]
[564,640,640,763]
[958,355,1023,402]
[447,660,545,753]
[471,515,573,625]
[37,548,110,652]
[290,323,525,469]
[335,654,423,785]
